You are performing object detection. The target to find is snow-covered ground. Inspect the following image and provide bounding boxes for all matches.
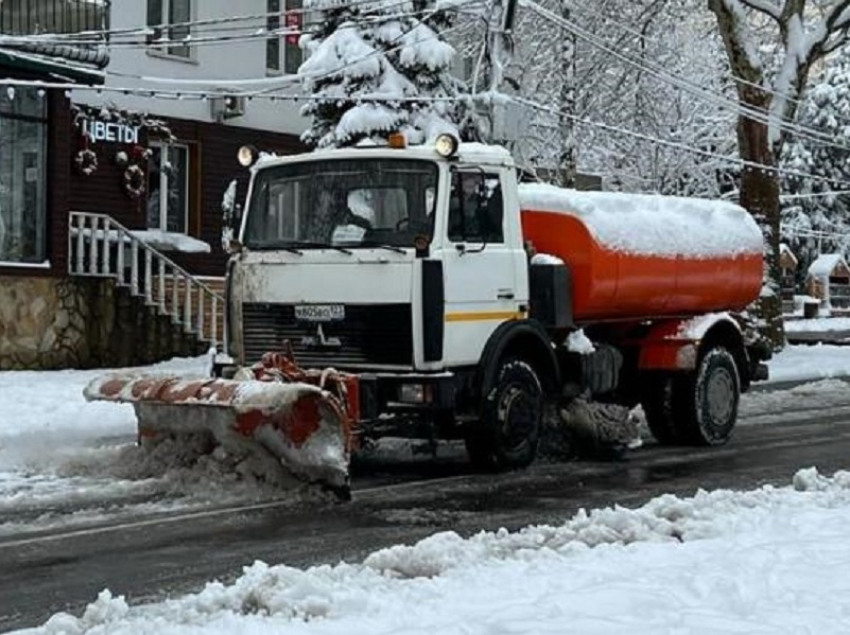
[2,344,850,538]
[14,468,850,634]
[0,355,305,538]
[4,343,850,632]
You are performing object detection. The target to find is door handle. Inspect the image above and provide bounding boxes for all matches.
[497,291,515,300]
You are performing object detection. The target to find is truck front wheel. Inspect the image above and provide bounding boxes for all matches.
[674,347,740,446]
[465,358,542,470]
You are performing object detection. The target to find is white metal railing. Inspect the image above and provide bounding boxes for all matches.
[68,211,223,347]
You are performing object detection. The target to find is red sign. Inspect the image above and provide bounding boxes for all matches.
[285,12,301,45]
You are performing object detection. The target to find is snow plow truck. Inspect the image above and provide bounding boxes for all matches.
[85,134,770,499]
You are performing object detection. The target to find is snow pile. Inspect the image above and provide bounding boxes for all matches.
[24,468,850,634]
[131,230,211,254]
[530,252,564,265]
[764,343,850,382]
[518,183,764,258]
[0,356,321,536]
[785,317,850,333]
[565,329,595,354]
[807,253,847,278]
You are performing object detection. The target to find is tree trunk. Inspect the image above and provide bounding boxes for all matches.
[737,87,785,350]
[558,2,576,188]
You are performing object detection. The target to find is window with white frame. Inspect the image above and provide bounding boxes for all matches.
[147,0,192,58]
[266,0,303,74]
[146,144,190,234]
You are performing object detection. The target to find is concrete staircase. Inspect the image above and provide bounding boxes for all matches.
[68,211,224,367]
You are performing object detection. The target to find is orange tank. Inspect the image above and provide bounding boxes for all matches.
[519,192,764,323]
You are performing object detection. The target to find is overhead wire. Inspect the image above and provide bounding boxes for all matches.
[3,0,847,192]
[521,0,850,155]
[561,0,834,118]
[1,1,475,101]
[512,95,850,190]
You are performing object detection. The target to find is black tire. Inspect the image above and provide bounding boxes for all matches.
[465,358,542,470]
[641,375,683,446]
[673,347,740,446]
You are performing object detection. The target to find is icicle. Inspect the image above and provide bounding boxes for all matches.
[6,86,15,101]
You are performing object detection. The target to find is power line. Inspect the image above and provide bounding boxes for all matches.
[3,9,472,101]
[562,0,842,122]
[521,0,850,155]
[512,95,850,190]
[0,0,427,50]
[0,0,406,44]
[0,0,484,47]
[14,1,483,97]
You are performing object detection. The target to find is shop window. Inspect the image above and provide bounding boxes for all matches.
[0,88,48,265]
[147,144,190,234]
[266,0,303,74]
[147,0,192,58]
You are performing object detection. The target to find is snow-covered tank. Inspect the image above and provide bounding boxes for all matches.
[518,184,764,322]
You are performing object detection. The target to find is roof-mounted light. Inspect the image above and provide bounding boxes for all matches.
[388,132,407,149]
[237,144,258,167]
[435,133,459,158]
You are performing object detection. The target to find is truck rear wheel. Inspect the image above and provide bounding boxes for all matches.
[465,358,542,470]
[673,347,740,446]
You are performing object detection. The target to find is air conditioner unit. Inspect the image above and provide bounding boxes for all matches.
[211,95,245,122]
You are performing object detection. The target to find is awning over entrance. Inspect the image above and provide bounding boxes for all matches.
[0,46,105,84]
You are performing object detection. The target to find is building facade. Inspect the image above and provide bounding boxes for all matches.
[1,0,311,370]
[0,0,113,369]
[70,0,310,277]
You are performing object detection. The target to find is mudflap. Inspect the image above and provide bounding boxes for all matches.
[83,352,357,500]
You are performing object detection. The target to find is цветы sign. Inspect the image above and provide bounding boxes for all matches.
[81,118,140,144]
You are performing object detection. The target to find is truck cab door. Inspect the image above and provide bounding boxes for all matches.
[438,168,525,366]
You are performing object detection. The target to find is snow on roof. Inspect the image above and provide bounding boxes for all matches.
[808,253,848,278]
[780,243,798,266]
[253,141,514,171]
[518,183,764,258]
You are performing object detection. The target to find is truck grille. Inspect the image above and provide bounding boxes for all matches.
[241,303,413,369]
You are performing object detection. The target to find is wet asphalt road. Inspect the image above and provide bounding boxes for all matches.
[2,403,850,631]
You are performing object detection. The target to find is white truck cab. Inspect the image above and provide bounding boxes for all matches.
[226,139,529,375]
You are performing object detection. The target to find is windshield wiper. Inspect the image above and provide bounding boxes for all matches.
[246,241,303,254]
[290,241,354,255]
[361,242,406,254]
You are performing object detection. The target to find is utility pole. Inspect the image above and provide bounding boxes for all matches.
[477,0,518,143]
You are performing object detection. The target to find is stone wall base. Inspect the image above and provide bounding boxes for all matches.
[0,275,207,371]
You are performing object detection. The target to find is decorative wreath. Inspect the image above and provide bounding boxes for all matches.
[123,164,146,200]
[74,148,98,176]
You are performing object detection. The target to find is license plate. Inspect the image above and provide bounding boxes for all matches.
[294,304,345,322]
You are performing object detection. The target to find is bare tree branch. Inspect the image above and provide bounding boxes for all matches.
[738,0,783,21]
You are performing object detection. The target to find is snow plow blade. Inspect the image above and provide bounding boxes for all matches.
[83,352,357,500]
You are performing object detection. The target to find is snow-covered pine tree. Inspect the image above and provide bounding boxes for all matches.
[781,48,850,282]
[299,0,463,148]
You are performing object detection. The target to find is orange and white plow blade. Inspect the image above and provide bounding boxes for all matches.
[83,374,352,498]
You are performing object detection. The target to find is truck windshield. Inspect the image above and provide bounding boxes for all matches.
[243,158,438,250]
